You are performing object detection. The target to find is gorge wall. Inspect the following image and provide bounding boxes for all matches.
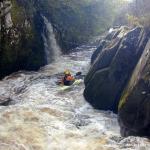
[0,0,45,78]
[84,26,150,137]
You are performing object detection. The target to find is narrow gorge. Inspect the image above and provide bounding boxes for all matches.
[1,0,150,149]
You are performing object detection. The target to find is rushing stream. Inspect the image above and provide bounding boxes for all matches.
[0,45,149,150]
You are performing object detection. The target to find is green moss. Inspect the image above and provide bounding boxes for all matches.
[0,0,45,78]
[118,91,129,110]
[11,0,24,25]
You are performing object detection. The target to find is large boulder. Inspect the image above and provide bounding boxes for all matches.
[118,37,150,137]
[91,40,108,64]
[91,27,127,65]
[84,26,149,112]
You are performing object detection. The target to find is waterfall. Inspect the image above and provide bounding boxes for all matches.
[42,16,61,64]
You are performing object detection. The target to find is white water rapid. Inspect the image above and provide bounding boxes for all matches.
[42,16,61,63]
[0,45,149,150]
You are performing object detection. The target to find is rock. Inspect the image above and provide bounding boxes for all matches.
[91,40,108,64]
[0,0,46,79]
[0,0,13,28]
[118,38,150,137]
[84,26,148,112]
[0,95,11,106]
[90,26,129,65]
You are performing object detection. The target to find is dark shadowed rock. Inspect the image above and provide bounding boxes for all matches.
[118,38,150,137]
[90,27,130,65]
[0,95,11,106]
[84,26,148,112]
[91,40,108,64]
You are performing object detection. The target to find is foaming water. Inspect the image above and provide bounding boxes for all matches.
[42,16,61,63]
[0,45,149,150]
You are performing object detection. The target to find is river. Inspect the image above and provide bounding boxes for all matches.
[0,45,149,150]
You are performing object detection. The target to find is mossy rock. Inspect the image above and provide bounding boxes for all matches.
[84,27,147,112]
[118,38,150,137]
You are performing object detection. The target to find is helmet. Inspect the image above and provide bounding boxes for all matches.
[64,70,71,75]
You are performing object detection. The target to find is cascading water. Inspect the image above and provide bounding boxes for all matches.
[0,43,149,149]
[42,16,61,64]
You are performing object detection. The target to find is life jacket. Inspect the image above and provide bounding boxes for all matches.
[62,75,75,85]
[65,75,74,81]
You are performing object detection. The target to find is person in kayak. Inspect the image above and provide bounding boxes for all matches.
[62,70,75,86]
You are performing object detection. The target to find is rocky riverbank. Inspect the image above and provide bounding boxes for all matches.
[84,26,150,137]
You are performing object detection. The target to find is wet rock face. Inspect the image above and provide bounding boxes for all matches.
[91,40,108,64]
[118,38,150,137]
[0,0,45,79]
[0,0,13,28]
[84,26,148,112]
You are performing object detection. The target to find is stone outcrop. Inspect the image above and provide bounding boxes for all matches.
[84,26,149,112]
[84,25,150,137]
[118,37,150,137]
[0,0,45,78]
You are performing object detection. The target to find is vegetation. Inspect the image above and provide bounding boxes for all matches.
[119,0,150,28]
[36,0,128,48]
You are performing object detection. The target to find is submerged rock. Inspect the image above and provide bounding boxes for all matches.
[84,26,149,112]
[0,96,11,106]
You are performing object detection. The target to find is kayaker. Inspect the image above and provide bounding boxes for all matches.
[62,70,75,86]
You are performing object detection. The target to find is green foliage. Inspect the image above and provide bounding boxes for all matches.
[11,0,123,49]
[37,0,121,45]
[137,14,150,28]
[126,14,141,26]
[125,0,150,28]
[11,0,25,25]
